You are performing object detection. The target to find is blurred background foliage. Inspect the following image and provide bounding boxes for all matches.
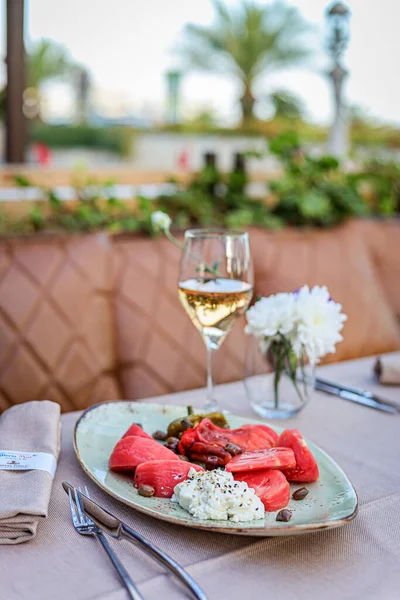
[1,133,398,237]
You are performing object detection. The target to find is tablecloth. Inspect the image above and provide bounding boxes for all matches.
[1,356,400,600]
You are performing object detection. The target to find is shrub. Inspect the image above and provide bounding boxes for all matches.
[30,124,134,157]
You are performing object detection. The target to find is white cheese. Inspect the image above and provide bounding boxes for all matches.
[171,468,265,522]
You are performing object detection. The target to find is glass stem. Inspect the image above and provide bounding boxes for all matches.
[205,346,218,411]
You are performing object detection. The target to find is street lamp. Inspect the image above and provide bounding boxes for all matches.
[325,2,351,159]
[165,70,183,125]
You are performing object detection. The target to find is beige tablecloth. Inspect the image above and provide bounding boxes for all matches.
[1,356,400,600]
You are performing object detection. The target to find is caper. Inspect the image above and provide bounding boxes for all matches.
[225,442,242,456]
[276,509,292,522]
[152,430,168,441]
[292,487,309,501]
[138,485,155,498]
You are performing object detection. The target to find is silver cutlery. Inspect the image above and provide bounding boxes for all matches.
[315,376,400,408]
[64,481,208,600]
[314,378,399,414]
[68,486,144,600]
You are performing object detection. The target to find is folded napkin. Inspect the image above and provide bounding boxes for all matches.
[0,401,61,544]
[374,354,400,385]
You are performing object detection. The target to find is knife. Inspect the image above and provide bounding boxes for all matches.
[314,380,399,414]
[62,482,207,600]
[315,376,400,409]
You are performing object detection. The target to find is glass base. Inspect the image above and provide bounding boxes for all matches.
[250,402,303,420]
[204,398,218,412]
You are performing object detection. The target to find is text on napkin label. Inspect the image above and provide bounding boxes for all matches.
[0,450,57,478]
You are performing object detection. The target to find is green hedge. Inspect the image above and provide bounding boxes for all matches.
[30,124,134,157]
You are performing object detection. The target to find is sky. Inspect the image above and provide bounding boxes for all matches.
[1,0,399,126]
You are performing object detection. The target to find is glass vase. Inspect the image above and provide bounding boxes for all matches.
[244,337,315,419]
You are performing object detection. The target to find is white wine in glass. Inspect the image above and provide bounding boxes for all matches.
[178,229,253,411]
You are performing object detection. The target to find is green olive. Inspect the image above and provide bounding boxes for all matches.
[166,411,229,438]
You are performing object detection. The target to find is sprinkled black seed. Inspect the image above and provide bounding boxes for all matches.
[292,487,309,501]
[276,509,292,522]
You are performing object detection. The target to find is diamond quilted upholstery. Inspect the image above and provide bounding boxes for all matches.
[0,234,121,413]
[250,220,400,363]
[113,236,249,401]
[1,219,399,411]
[359,218,400,320]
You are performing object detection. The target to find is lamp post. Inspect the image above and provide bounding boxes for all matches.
[325,2,351,160]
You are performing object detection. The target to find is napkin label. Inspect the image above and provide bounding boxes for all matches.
[0,450,57,478]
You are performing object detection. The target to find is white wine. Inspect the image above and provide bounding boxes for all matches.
[178,277,253,349]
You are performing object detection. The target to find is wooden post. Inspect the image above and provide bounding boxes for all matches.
[5,0,27,163]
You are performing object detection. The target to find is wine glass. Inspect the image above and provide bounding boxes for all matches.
[178,229,253,411]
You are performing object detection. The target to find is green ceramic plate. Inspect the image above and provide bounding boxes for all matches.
[74,401,358,536]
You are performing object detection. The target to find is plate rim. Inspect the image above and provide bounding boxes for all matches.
[73,400,359,536]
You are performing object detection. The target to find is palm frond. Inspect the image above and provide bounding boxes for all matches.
[179,0,313,119]
[27,39,78,88]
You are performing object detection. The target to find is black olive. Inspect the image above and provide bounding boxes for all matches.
[225,443,242,456]
[152,430,168,441]
[205,456,220,470]
[167,436,179,445]
[292,487,309,501]
[138,485,155,497]
[276,509,292,522]
[166,441,179,453]
[181,418,192,431]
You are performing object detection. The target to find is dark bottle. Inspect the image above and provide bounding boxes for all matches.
[226,153,248,207]
[199,152,221,198]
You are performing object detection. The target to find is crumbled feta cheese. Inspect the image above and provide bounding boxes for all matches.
[171,468,265,522]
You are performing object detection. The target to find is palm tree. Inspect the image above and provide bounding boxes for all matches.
[270,90,304,120]
[180,1,312,123]
[21,39,79,120]
[27,39,76,89]
[0,38,76,121]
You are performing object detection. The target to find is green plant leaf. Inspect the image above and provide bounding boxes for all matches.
[14,175,31,187]
[299,191,332,219]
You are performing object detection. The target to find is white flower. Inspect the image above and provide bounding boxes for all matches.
[245,293,297,339]
[246,285,347,365]
[293,285,347,365]
[151,211,172,232]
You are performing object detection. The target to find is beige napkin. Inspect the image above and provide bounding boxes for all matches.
[375,353,400,385]
[0,401,61,544]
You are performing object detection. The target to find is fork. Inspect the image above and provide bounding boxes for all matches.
[68,487,144,600]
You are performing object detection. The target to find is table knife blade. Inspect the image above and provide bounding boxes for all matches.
[62,482,207,600]
[315,376,399,409]
[314,381,399,414]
